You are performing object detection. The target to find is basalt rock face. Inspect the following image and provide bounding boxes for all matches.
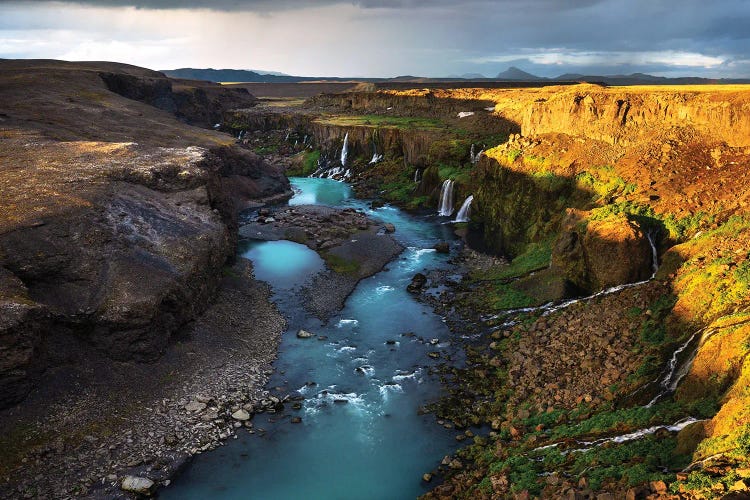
[551,212,653,292]
[307,91,496,120]
[100,71,258,128]
[309,122,439,167]
[0,59,290,408]
[520,86,750,148]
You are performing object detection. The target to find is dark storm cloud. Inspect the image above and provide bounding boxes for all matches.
[1,0,749,77]
[3,0,604,10]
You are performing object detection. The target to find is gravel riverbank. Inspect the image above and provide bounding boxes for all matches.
[0,260,285,499]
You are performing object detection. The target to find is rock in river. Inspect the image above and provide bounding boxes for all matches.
[297,329,314,339]
[121,476,155,495]
[407,273,427,293]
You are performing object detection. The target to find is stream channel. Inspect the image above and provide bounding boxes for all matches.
[164,177,465,499]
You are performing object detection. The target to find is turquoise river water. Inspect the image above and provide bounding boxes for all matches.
[163,178,464,499]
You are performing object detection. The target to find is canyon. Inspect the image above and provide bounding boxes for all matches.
[1,59,749,499]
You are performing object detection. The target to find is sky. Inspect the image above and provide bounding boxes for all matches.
[1,0,749,78]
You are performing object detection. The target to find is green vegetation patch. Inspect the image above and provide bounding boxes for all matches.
[575,165,637,202]
[321,252,361,275]
[314,114,445,131]
[285,150,321,177]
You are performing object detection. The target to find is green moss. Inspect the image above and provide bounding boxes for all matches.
[254,144,279,155]
[322,252,360,275]
[507,148,522,162]
[286,150,321,177]
[531,170,569,191]
[575,166,637,202]
[663,211,715,240]
[474,240,553,282]
[488,283,536,309]
[640,294,677,344]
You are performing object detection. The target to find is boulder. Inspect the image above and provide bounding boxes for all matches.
[121,476,155,496]
[185,401,207,413]
[383,223,396,233]
[231,409,250,421]
[296,329,314,339]
[407,273,427,293]
[434,242,450,253]
[551,212,653,292]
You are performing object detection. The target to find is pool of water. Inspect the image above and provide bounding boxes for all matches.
[164,178,461,500]
[240,239,325,290]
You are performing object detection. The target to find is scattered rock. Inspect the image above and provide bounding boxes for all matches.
[297,329,314,339]
[407,273,427,293]
[121,476,155,496]
[231,409,250,421]
[434,242,450,253]
[184,401,207,413]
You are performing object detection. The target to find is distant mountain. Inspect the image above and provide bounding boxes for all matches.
[161,66,750,87]
[552,72,750,85]
[249,69,290,76]
[162,68,299,83]
[495,66,544,80]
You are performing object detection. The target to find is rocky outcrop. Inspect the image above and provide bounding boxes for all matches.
[100,71,258,127]
[0,60,290,408]
[307,91,496,120]
[519,85,750,148]
[471,154,576,256]
[551,212,653,292]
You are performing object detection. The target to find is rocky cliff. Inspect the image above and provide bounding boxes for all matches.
[0,60,290,408]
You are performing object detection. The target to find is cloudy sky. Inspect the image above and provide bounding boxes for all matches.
[1,0,749,78]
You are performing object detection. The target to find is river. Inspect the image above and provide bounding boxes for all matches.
[163,177,464,499]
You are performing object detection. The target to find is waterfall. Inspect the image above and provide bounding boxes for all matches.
[469,144,484,164]
[646,230,659,277]
[340,132,349,167]
[645,328,712,407]
[414,169,421,183]
[455,195,474,222]
[532,417,701,455]
[437,180,455,216]
[369,144,383,164]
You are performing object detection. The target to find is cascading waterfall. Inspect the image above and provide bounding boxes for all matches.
[340,132,349,167]
[455,195,474,222]
[414,169,421,183]
[644,328,708,407]
[647,229,659,277]
[532,417,701,455]
[369,144,383,164]
[437,179,455,216]
[469,144,484,164]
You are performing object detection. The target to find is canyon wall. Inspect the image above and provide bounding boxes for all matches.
[518,86,750,148]
[0,60,290,408]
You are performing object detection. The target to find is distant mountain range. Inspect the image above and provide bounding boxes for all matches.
[162,66,750,86]
[162,68,374,83]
